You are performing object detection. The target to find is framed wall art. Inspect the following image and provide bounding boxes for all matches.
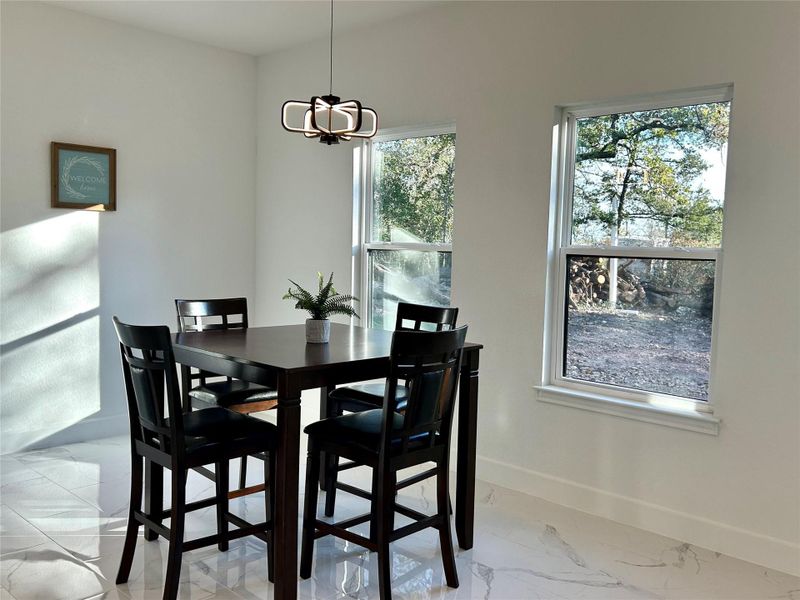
[51,142,116,211]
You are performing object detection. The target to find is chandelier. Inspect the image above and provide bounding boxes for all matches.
[281,0,378,145]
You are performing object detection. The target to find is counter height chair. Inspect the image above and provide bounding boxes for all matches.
[113,317,277,600]
[323,302,458,515]
[176,297,278,492]
[328,302,458,414]
[300,325,468,600]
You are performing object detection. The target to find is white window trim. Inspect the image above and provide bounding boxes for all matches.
[352,123,456,328]
[539,84,733,435]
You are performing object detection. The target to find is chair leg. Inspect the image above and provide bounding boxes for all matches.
[388,471,396,535]
[318,392,334,490]
[116,453,143,584]
[215,460,229,552]
[368,468,396,545]
[144,459,163,541]
[377,540,392,600]
[374,465,394,600]
[266,451,276,583]
[238,455,248,490]
[323,453,338,518]
[436,461,459,589]
[300,446,321,579]
[163,468,187,600]
[369,466,380,543]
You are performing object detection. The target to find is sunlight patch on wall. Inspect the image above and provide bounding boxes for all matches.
[1,212,99,342]
[1,212,100,453]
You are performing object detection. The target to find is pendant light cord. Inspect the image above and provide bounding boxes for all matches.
[329,0,334,95]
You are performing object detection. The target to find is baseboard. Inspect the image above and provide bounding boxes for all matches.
[1,413,128,455]
[476,454,800,577]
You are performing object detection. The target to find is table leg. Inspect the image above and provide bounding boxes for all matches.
[456,349,479,550]
[179,365,192,413]
[274,380,301,600]
[318,386,333,490]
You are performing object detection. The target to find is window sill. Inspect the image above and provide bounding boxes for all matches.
[535,385,720,435]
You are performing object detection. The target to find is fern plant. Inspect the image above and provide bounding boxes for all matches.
[283,272,359,320]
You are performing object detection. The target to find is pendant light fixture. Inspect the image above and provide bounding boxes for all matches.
[281,0,378,145]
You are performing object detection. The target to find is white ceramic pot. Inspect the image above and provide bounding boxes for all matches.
[305,318,330,343]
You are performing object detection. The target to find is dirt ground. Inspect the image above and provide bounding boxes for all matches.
[565,309,712,401]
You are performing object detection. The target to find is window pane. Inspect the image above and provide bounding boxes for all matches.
[368,250,452,330]
[564,255,715,401]
[371,134,456,244]
[572,102,730,248]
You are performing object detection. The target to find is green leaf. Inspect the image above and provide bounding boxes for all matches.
[316,272,336,306]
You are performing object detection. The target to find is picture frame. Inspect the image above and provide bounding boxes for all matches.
[51,142,116,211]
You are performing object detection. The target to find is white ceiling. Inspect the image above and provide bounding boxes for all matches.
[50,1,444,56]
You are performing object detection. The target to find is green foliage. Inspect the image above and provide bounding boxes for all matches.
[372,134,455,244]
[283,272,359,320]
[573,102,730,247]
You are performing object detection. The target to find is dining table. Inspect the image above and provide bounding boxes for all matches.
[169,322,482,600]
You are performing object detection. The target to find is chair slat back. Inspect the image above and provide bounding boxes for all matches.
[381,326,467,457]
[395,302,458,332]
[175,298,248,332]
[113,316,183,455]
[174,298,249,395]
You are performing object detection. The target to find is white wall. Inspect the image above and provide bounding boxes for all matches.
[255,2,800,575]
[0,2,257,453]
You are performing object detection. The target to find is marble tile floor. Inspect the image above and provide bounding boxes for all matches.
[1,435,797,600]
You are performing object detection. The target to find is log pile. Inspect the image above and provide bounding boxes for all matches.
[567,257,645,309]
[569,257,714,316]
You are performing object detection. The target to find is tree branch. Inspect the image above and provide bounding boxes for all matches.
[576,120,699,163]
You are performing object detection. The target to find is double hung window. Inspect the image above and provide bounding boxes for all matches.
[354,126,456,330]
[543,87,732,423]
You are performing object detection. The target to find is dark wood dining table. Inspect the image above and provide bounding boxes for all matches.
[171,323,482,600]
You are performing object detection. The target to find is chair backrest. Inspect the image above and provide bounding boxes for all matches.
[113,316,184,456]
[175,298,249,332]
[380,325,468,458]
[395,302,458,332]
[174,298,249,400]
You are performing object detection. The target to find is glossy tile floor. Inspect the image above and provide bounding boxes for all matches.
[1,435,797,600]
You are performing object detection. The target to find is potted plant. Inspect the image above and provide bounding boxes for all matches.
[283,272,359,343]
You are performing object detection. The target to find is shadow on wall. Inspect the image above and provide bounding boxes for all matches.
[0,211,123,454]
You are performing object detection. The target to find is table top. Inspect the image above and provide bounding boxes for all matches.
[173,323,482,374]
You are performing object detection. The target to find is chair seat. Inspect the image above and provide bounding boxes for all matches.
[328,382,409,412]
[168,407,278,465]
[305,409,435,455]
[189,380,278,409]
[304,409,403,450]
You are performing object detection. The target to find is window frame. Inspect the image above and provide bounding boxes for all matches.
[352,123,456,329]
[540,85,733,430]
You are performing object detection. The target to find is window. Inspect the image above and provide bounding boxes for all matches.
[542,87,731,424]
[353,126,456,330]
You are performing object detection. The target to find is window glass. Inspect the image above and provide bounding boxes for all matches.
[371,134,455,244]
[564,255,715,401]
[368,250,452,329]
[572,103,730,248]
